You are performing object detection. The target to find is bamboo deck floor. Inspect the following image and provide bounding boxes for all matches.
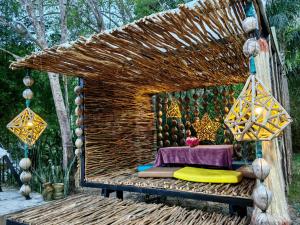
[7,194,250,225]
[87,170,255,199]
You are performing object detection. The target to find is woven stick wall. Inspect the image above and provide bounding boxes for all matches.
[84,80,156,177]
[10,0,251,178]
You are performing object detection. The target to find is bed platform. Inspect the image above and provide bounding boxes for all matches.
[6,194,250,225]
[83,170,255,208]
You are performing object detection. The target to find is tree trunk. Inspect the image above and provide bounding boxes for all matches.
[253,38,290,224]
[48,72,73,170]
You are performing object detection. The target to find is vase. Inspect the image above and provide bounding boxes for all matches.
[53,183,64,200]
[42,182,54,201]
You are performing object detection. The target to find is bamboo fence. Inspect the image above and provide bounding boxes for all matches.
[7,194,250,225]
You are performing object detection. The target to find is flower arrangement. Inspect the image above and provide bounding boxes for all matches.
[186,137,199,147]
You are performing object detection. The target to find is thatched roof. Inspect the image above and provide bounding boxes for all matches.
[11,0,249,92]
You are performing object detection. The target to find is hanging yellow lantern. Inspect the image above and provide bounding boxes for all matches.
[7,108,47,146]
[166,99,181,118]
[224,75,292,141]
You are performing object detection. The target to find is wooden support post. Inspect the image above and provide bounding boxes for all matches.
[101,189,112,198]
[116,190,123,200]
[229,205,247,217]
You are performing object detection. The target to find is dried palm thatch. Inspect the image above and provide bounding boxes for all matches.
[10,0,251,179]
[10,0,248,89]
[7,194,250,225]
[87,170,255,198]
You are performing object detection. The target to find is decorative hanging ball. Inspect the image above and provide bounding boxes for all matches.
[20,171,32,183]
[164,140,170,146]
[158,141,163,147]
[224,107,230,113]
[158,126,163,132]
[74,86,82,94]
[75,138,83,148]
[22,89,34,100]
[75,106,82,116]
[158,118,163,125]
[76,117,83,126]
[242,17,257,33]
[20,184,31,196]
[252,183,273,211]
[75,148,82,156]
[19,158,32,170]
[186,129,191,137]
[252,158,271,180]
[243,38,260,57]
[157,133,163,140]
[253,212,277,225]
[75,96,83,105]
[75,127,83,137]
[23,76,34,87]
[224,138,231,144]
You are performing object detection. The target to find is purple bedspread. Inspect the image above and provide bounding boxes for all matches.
[154,145,233,168]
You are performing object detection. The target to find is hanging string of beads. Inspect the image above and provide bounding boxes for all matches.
[157,96,163,148]
[184,93,191,138]
[171,119,178,146]
[19,70,34,200]
[193,90,199,121]
[222,87,231,144]
[163,95,170,146]
[74,81,84,163]
[178,92,185,146]
[202,89,208,113]
[242,1,274,224]
[213,88,219,119]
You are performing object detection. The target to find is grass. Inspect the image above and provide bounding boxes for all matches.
[288,153,300,213]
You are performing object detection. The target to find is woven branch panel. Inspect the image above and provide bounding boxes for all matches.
[7,194,250,225]
[84,79,156,177]
[11,0,248,90]
[87,170,255,198]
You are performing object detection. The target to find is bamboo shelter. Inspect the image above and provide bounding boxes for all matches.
[11,0,250,177]
[10,0,292,223]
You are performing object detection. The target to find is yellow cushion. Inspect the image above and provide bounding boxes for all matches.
[173,167,243,184]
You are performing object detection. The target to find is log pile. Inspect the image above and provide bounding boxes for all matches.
[87,170,255,198]
[7,194,250,225]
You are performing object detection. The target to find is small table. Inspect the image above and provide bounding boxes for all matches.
[154,145,233,168]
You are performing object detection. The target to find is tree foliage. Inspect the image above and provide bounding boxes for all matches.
[267,0,300,151]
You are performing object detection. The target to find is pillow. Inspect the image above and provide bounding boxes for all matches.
[173,167,243,183]
[138,167,181,178]
[137,164,154,172]
[236,165,256,179]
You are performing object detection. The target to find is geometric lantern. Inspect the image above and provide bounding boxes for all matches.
[192,113,221,142]
[166,99,181,118]
[7,108,47,146]
[224,74,292,141]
